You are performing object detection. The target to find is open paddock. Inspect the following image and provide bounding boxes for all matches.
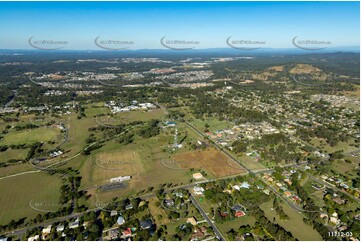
[0,172,62,225]
[173,148,246,178]
[78,135,190,202]
[112,109,164,124]
[0,127,60,146]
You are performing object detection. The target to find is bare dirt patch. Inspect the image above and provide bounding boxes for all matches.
[268,66,284,72]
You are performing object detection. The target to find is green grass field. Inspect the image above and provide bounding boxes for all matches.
[0,172,62,225]
[310,138,358,154]
[236,154,268,171]
[260,200,322,241]
[74,133,190,204]
[0,163,35,178]
[302,180,326,207]
[217,216,256,236]
[112,109,165,124]
[61,114,97,156]
[0,148,29,163]
[0,127,59,146]
[192,118,231,132]
[84,102,109,117]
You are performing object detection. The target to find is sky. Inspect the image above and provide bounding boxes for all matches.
[0,1,359,50]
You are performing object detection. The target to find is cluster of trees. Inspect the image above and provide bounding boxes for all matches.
[251,208,295,240]
[138,119,161,138]
[0,88,14,106]
[273,198,289,220]
[190,94,267,123]
[13,123,38,131]
[26,142,43,161]
[83,143,103,155]
[59,176,89,213]
[296,123,350,147]
[232,140,248,154]
[252,133,302,164]
[118,133,134,145]
[77,106,86,119]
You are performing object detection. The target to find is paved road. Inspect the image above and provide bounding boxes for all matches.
[1,209,98,238]
[189,193,225,241]
[3,90,17,108]
[260,178,320,215]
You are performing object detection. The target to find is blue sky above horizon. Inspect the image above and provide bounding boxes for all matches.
[0,1,359,50]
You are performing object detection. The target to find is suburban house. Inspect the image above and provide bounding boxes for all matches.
[164,199,175,207]
[193,173,204,180]
[117,216,125,225]
[140,219,153,230]
[187,217,197,226]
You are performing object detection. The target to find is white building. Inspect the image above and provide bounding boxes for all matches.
[110,176,131,183]
[193,186,205,195]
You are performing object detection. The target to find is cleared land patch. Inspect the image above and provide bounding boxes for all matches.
[92,149,143,183]
[173,148,245,178]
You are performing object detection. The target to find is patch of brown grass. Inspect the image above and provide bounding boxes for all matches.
[173,148,245,178]
[268,66,284,72]
[289,64,321,74]
[147,197,170,225]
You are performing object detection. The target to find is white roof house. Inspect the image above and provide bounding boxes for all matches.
[193,173,203,180]
[56,225,65,232]
[193,186,205,195]
[42,225,52,235]
[28,235,39,241]
[117,216,125,225]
